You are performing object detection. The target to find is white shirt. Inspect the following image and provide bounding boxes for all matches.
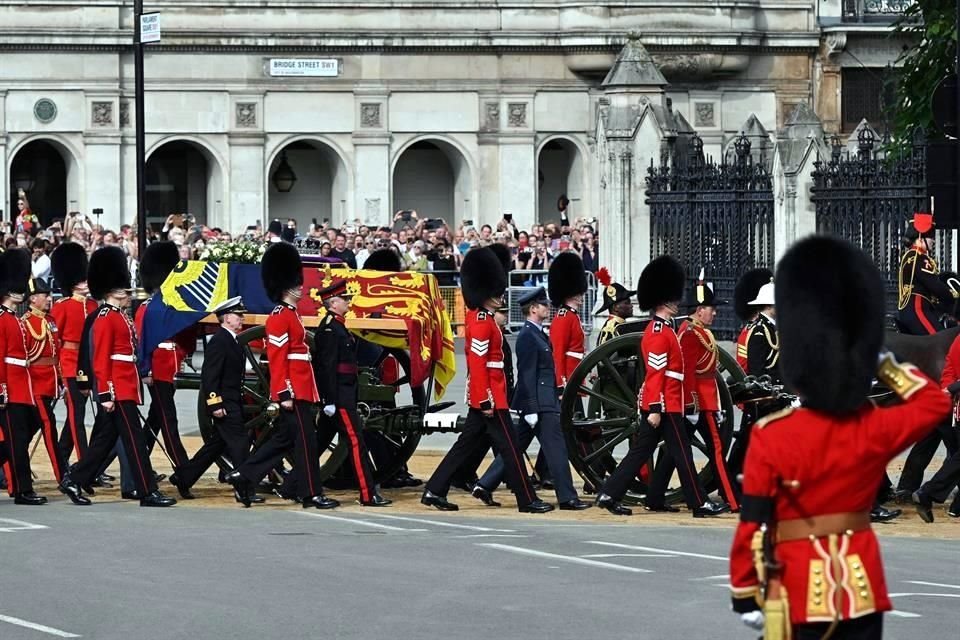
[32,254,51,280]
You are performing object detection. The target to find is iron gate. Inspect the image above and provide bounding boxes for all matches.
[646,134,776,340]
[811,129,953,322]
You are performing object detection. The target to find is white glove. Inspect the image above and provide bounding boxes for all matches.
[687,413,700,425]
[716,409,727,424]
[323,404,336,417]
[523,413,539,426]
[740,611,764,631]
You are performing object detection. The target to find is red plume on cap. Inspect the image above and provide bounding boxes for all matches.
[913,212,934,234]
[595,267,611,287]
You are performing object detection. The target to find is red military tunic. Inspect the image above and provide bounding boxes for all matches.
[92,304,142,404]
[265,302,318,403]
[549,306,585,388]
[678,318,720,412]
[465,308,508,410]
[134,299,191,382]
[639,317,684,414]
[735,324,751,372]
[22,308,58,399]
[0,306,35,405]
[729,368,950,625]
[50,295,97,380]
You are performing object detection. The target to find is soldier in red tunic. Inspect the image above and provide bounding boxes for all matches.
[226,242,338,510]
[50,242,98,465]
[729,236,950,639]
[23,276,67,483]
[0,249,47,504]
[677,270,738,512]
[59,247,176,507]
[595,256,727,518]
[422,247,551,513]
[134,241,190,469]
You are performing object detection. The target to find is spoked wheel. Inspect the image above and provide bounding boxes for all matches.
[560,332,744,505]
[196,325,349,482]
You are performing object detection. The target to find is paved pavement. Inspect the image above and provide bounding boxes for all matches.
[0,505,957,639]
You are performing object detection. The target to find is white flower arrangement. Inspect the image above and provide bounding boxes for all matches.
[200,240,268,264]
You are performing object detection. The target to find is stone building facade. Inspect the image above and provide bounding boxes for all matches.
[1,0,906,239]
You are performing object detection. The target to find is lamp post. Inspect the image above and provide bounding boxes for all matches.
[134,0,147,258]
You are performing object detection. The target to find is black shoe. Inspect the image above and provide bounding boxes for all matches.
[58,475,91,506]
[450,477,477,493]
[303,495,339,509]
[693,501,729,518]
[101,473,116,482]
[153,473,167,484]
[519,499,555,514]
[226,471,251,507]
[913,490,934,523]
[471,485,501,507]
[249,493,266,504]
[140,491,177,507]
[540,479,555,491]
[948,505,960,518]
[14,492,47,505]
[891,488,914,504]
[121,490,143,500]
[559,498,592,511]
[359,494,392,507]
[91,474,113,489]
[81,483,96,496]
[421,490,459,511]
[645,503,680,513]
[168,474,195,500]
[596,494,632,516]
[271,486,298,503]
[870,505,902,523]
[582,482,597,495]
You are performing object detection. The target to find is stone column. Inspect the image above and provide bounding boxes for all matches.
[353,135,391,227]
[0,90,7,219]
[227,134,265,233]
[84,138,122,228]
[772,104,824,261]
[498,136,537,230]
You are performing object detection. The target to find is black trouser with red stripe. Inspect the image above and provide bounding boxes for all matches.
[70,400,158,496]
[31,396,67,484]
[1,404,36,496]
[426,408,537,509]
[601,412,707,509]
[237,400,322,499]
[176,403,250,489]
[57,377,89,463]
[146,381,189,469]
[315,402,376,503]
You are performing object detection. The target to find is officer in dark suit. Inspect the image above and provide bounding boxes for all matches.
[472,287,590,510]
[744,281,781,385]
[169,297,258,502]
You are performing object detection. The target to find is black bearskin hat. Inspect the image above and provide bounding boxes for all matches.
[51,242,89,295]
[488,243,513,275]
[776,236,884,415]
[0,249,32,299]
[461,247,507,310]
[548,252,588,306]
[88,246,131,300]
[636,256,685,311]
[734,268,774,322]
[363,248,403,272]
[261,241,303,303]
[140,241,180,294]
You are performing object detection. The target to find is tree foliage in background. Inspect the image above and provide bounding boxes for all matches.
[891,0,957,141]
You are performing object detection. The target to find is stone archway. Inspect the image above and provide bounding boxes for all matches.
[267,139,350,230]
[392,139,473,227]
[537,137,586,223]
[145,139,224,228]
[9,139,78,226]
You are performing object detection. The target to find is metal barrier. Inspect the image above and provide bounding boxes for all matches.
[429,269,598,334]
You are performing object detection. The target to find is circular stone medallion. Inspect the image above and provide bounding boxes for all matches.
[34,98,57,124]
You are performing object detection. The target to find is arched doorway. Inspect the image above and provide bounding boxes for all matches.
[9,139,75,226]
[537,138,586,223]
[267,139,349,230]
[146,140,223,228]
[393,139,472,227]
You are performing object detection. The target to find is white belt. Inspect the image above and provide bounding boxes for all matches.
[665,370,684,381]
[3,357,27,367]
[566,351,584,360]
[486,361,504,369]
[287,353,312,362]
[156,342,177,351]
[110,354,137,362]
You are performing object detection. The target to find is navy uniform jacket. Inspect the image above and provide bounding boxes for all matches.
[511,320,561,416]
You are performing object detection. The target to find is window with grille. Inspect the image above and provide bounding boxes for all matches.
[841,68,895,132]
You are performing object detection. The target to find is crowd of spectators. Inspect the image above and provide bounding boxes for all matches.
[11,189,598,289]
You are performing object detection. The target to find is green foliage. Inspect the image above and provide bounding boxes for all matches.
[891,0,957,142]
